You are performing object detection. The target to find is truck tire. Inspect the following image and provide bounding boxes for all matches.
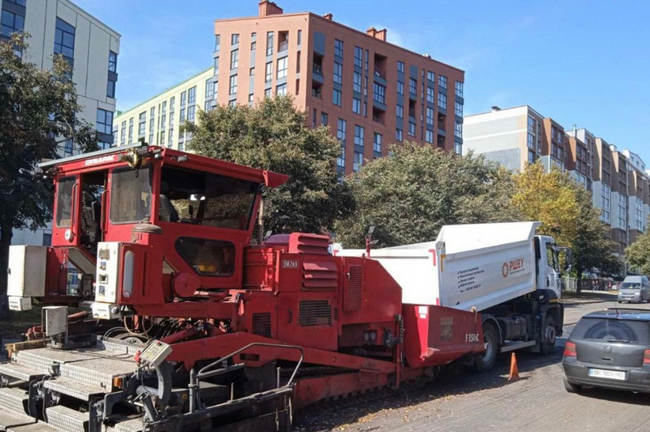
[475,323,499,371]
[541,314,557,355]
[563,377,581,393]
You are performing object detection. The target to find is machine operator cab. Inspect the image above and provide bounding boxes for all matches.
[7,145,287,315]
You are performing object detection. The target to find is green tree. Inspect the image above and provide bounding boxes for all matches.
[0,34,98,314]
[512,163,620,289]
[625,221,650,275]
[334,143,520,248]
[185,96,353,233]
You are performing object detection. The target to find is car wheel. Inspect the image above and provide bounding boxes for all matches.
[564,377,581,393]
[475,323,499,372]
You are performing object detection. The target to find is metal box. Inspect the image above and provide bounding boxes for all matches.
[42,306,68,337]
[7,245,47,297]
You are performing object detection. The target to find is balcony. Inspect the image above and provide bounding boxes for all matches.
[373,70,386,86]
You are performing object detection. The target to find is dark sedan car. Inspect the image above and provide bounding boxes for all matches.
[562,309,650,393]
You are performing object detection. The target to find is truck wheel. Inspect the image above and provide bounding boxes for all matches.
[541,315,557,355]
[563,377,581,393]
[475,323,499,372]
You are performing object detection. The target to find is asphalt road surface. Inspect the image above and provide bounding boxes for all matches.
[294,294,650,432]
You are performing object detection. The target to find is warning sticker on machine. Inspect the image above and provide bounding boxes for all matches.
[457,267,485,293]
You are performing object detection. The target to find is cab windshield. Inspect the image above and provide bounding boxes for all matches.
[159,166,258,230]
[110,166,152,223]
[545,243,560,272]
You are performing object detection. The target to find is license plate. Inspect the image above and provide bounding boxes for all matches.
[588,368,626,380]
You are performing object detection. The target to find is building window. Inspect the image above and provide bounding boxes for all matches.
[229,75,238,96]
[425,130,433,144]
[395,128,403,141]
[265,61,273,83]
[187,105,196,122]
[120,121,126,146]
[454,101,463,117]
[454,142,462,155]
[321,112,329,126]
[332,88,342,106]
[426,86,434,104]
[352,97,361,114]
[266,31,273,56]
[354,46,363,68]
[409,78,417,95]
[108,51,118,72]
[297,29,302,45]
[353,71,362,93]
[397,61,404,73]
[354,125,364,147]
[454,121,462,138]
[396,104,403,118]
[426,107,434,125]
[373,132,382,155]
[527,133,535,149]
[214,34,220,52]
[138,112,146,137]
[427,71,435,82]
[205,79,215,110]
[168,128,174,147]
[1,8,24,39]
[334,39,344,58]
[128,118,133,144]
[276,83,287,96]
[408,120,416,136]
[438,75,447,89]
[373,82,386,104]
[438,93,447,110]
[353,151,363,172]
[337,118,346,169]
[248,93,254,106]
[264,88,272,98]
[333,62,342,84]
[54,18,75,72]
[160,101,167,131]
[231,33,239,45]
[230,49,239,70]
[396,81,404,94]
[455,80,463,97]
[277,56,288,80]
[107,78,116,98]
[96,109,113,135]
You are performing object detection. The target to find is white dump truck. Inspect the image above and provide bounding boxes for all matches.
[335,221,568,370]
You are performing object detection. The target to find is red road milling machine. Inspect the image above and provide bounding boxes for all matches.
[0,145,563,432]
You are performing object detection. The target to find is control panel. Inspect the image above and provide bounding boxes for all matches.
[95,242,120,303]
[138,340,173,368]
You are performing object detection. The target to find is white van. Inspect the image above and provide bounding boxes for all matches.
[617,275,650,303]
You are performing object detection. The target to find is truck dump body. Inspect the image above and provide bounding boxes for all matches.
[336,222,540,312]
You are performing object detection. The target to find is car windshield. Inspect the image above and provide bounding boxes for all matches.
[621,282,642,290]
[571,317,650,344]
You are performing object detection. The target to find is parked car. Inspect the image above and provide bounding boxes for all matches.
[617,275,650,303]
[562,309,650,394]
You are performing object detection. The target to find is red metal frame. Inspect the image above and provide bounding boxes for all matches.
[38,145,487,410]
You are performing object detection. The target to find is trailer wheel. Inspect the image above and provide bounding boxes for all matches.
[541,315,557,355]
[475,323,499,372]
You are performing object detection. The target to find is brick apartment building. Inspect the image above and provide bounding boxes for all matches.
[211,1,465,174]
[463,105,650,254]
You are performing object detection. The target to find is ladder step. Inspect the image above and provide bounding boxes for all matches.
[43,378,105,401]
[0,364,45,382]
[45,405,88,432]
[6,422,59,432]
[105,417,143,432]
[0,388,28,415]
[0,408,37,432]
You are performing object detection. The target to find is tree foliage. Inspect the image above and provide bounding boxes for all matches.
[512,163,620,280]
[625,223,650,275]
[0,34,97,308]
[334,143,520,248]
[185,96,353,234]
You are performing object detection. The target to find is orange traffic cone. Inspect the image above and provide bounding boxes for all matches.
[507,352,519,381]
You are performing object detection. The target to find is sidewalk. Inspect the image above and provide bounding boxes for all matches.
[562,290,617,304]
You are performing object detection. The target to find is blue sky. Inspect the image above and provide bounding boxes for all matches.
[76,0,650,163]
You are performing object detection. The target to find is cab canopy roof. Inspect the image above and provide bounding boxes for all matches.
[39,145,289,188]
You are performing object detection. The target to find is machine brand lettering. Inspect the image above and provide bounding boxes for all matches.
[84,155,116,166]
[281,259,299,269]
[502,257,525,278]
[465,333,479,343]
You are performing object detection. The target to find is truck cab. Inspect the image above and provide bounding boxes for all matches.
[534,234,564,301]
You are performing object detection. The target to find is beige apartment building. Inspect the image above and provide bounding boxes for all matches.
[464,105,649,254]
[2,0,120,246]
[114,67,214,151]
